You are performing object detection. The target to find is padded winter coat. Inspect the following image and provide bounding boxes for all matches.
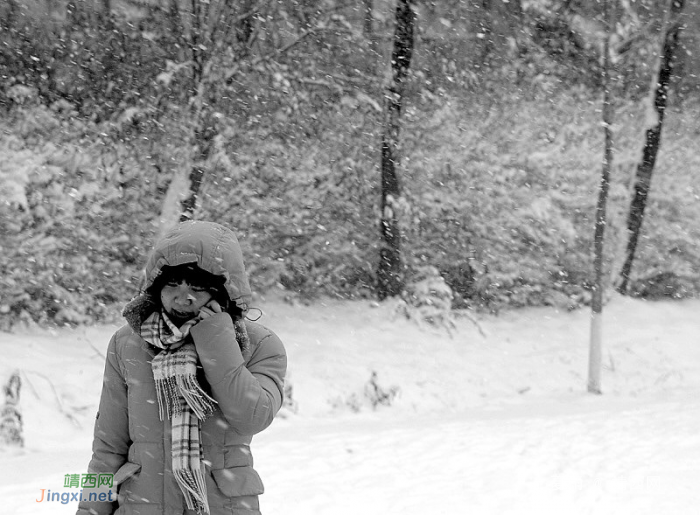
[77,222,287,515]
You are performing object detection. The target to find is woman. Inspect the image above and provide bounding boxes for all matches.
[77,221,287,515]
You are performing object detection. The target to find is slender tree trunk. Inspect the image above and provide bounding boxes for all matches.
[589,0,615,395]
[180,113,216,222]
[179,0,212,223]
[617,0,685,294]
[377,0,415,300]
[177,0,256,223]
[179,166,205,222]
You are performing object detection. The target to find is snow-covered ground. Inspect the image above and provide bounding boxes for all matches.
[1,294,699,514]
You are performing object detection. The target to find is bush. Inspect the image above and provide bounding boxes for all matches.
[3,56,700,329]
[0,103,162,329]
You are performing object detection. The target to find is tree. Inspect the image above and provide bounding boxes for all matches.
[588,0,616,396]
[377,0,416,300]
[617,0,686,294]
[163,1,259,222]
[159,1,347,222]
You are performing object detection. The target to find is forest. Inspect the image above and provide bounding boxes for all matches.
[1,0,700,329]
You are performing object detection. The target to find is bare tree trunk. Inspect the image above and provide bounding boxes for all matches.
[178,0,213,223]
[179,166,205,222]
[617,0,685,294]
[175,1,262,223]
[377,0,415,300]
[180,114,216,222]
[589,0,616,395]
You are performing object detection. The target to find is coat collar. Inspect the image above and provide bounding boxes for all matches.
[122,294,160,334]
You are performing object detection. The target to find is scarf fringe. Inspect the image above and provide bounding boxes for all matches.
[155,376,217,421]
[174,467,210,515]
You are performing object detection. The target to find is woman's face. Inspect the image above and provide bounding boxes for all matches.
[160,280,213,325]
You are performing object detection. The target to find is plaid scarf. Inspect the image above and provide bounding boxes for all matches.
[141,310,217,515]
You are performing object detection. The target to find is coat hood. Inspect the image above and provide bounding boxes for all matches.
[143,221,252,313]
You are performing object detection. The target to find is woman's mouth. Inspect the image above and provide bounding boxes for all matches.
[170,309,195,321]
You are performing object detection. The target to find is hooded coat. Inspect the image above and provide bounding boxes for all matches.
[77,222,287,515]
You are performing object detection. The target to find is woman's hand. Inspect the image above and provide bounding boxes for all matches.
[198,300,223,320]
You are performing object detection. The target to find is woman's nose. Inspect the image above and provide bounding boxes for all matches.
[174,285,196,305]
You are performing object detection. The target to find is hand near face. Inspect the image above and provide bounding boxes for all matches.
[198,300,223,320]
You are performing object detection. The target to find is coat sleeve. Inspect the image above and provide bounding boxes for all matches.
[190,313,287,436]
[76,333,130,515]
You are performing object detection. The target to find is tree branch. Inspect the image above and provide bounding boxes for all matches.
[222,18,340,85]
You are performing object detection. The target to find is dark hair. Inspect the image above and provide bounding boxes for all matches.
[147,264,244,320]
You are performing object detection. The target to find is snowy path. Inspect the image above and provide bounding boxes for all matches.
[3,297,700,514]
[2,394,699,515]
[255,395,700,515]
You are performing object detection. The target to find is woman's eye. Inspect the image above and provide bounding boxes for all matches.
[191,287,208,293]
